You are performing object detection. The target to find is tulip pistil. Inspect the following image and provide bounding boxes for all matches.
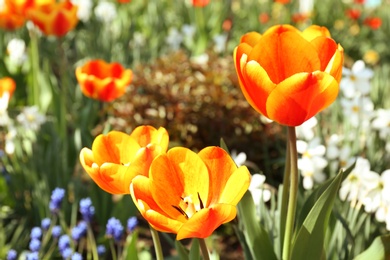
[172,205,189,219]
[172,192,205,220]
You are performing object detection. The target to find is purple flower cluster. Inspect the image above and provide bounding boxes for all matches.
[127,216,138,233]
[71,221,88,241]
[6,249,17,260]
[29,226,42,252]
[58,234,72,259]
[106,217,124,242]
[49,188,65,213]
[79,197,95,222]
[41,218,51,230]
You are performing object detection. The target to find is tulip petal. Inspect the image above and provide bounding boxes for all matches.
[144,209,184,234]
[176,204,237,240]
[198,147,238,205]
[301,25,331,41]
[130,125,168,148]
[240,31,262,47]
[219,166,251,205]
[98,163,136,194]
[149,148,210,219]
[266,72,339,126]
[310,37,338,72]
[91,131,127,165]
[242,60,276,117]
[248,28,321,84]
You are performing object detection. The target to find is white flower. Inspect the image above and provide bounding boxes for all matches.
[213,34,228,53]
[325,134,352,167]
[249,173,272,216]
[0,92,11,126]
[71,0,93,22]
[94,1,117,24]
[133,32,146,47]
[5,126,17,155]
[16,106,46,131]
[340,96,374,128]
[299,0,314,14]
[190,53,209,66]
[339,157,378,203]
[231,150,247,167]
[7,38,27,66]
[296,116,317,141]
[165,28,183,51]
[362,170,390,214]
[371,109,390,140]
[340,60,373,98]
[297,138,328,190]
[181,24,196,39]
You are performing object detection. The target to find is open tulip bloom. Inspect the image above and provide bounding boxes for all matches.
[79,126,169,194]
[234,24,343,126]
[130,146,251,240]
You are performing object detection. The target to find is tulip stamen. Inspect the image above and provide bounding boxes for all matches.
[172,205,189,219]
[197,192,204,209]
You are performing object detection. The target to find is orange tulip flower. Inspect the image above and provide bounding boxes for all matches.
[5,0,54,15]
[234,24,344,126]
[192,0,210,7]
[75,59,133,102]
[0,77,16,99]
[0,5,26,30]
[80,126,169,195]
[27,0,78,37]
[130,146,251,240]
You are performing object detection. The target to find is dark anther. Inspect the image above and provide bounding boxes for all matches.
[198,192,204,209]
[172,205,188,219]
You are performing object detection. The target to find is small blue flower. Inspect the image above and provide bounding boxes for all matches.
[61,247,73,259]
[79,198,95,222]
[58,234,71,252]
[127,216,138,233]
[30,227,42,240]
[29,238,41,252]
[52,225,62,238]
[41,218,51,230]
[71,221,87,241]
[106,217,124,242]
[71,252,83,260]
[97,245,106,256]
[6,249,17,260]
[26,252,39,260]
[50,188,65,213]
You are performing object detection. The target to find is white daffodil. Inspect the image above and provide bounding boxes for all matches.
[16,106,46,131]
[7,38,27,66]
[71,0,93,22]
[94,1,117,24]
[340,60,374,98]
[0,92,11,126]
[340,96,374,128]
[362,170,390,214]
[339,157,378,204]
[372,109,390,140]
[296,116,317,141]
[297,138,328,190]
[249,173,272,217]
[231,150,247,167]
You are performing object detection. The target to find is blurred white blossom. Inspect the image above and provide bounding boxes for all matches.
[296,116,317,141]
[362,170,390,214]
[340,60,373,98]
[297,137,328,190]
[0,92,11,126]
[94,1,117,24]
[213,34,228,53]
[166,28,183,51]
[372,109,390,140]
[5,126,17,155]
[7,38,27,66]
[340,96,374,128]
[231,150,247,167]
[71,0,93,22]
[249,173,272,216]
[16,106,46,131]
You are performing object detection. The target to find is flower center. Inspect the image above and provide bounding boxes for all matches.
[172,192,204,219]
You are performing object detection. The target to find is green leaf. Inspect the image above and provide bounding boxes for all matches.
[291,169,344,260]
[354,234,390,260]
[175,240,189,260]
[125,231,139,260]
[236,191,278,260]
[189,239,200,260]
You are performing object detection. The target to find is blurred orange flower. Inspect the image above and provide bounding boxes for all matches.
[346,9,361,20]
[0,77,16,99]
[80,126,169,195]
[192,0,210,7]
[130,146,251,240]
[0,6,25,30]
[27,0,78,37]
[5,0,53,15]
[234,24,344,126]
[117,0,131,3]
[364,17,382,30]
[75,59,133,102]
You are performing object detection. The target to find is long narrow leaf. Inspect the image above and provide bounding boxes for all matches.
[354,234,390,260]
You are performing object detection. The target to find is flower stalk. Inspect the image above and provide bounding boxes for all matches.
[150,226,164,260]
[199,238,210,260]
[282,126,299,260]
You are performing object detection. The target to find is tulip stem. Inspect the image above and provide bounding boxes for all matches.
[282,126,298,260]
[149,226,164,260]
[199,238,210,260]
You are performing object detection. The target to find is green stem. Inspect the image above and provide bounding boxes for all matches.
[282,126,298,260]
[87,223,99,260]
[149,226,164,260]
[279,128,291,258]
[29,31,40,107]
[109,240,117,260]
[199,238,210,260]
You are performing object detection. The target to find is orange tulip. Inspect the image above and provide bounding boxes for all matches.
[80,126,169,195]
[75,59,133,102]
[0,6,26,30]
[0,77,16,99]
[27,0,78,37]
[192,0,210,7]
[5,0,53,15]
[234,24,343,126]
[130,146,251,240]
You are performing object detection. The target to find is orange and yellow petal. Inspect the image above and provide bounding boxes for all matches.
[176,204,237,240]
[302,25,331,41]
[131,176,166,216]
[130,125,169,149]
[266,72,339,126]
[91,131,129,165]
[239,31,262,47]
[218,166,251,205]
